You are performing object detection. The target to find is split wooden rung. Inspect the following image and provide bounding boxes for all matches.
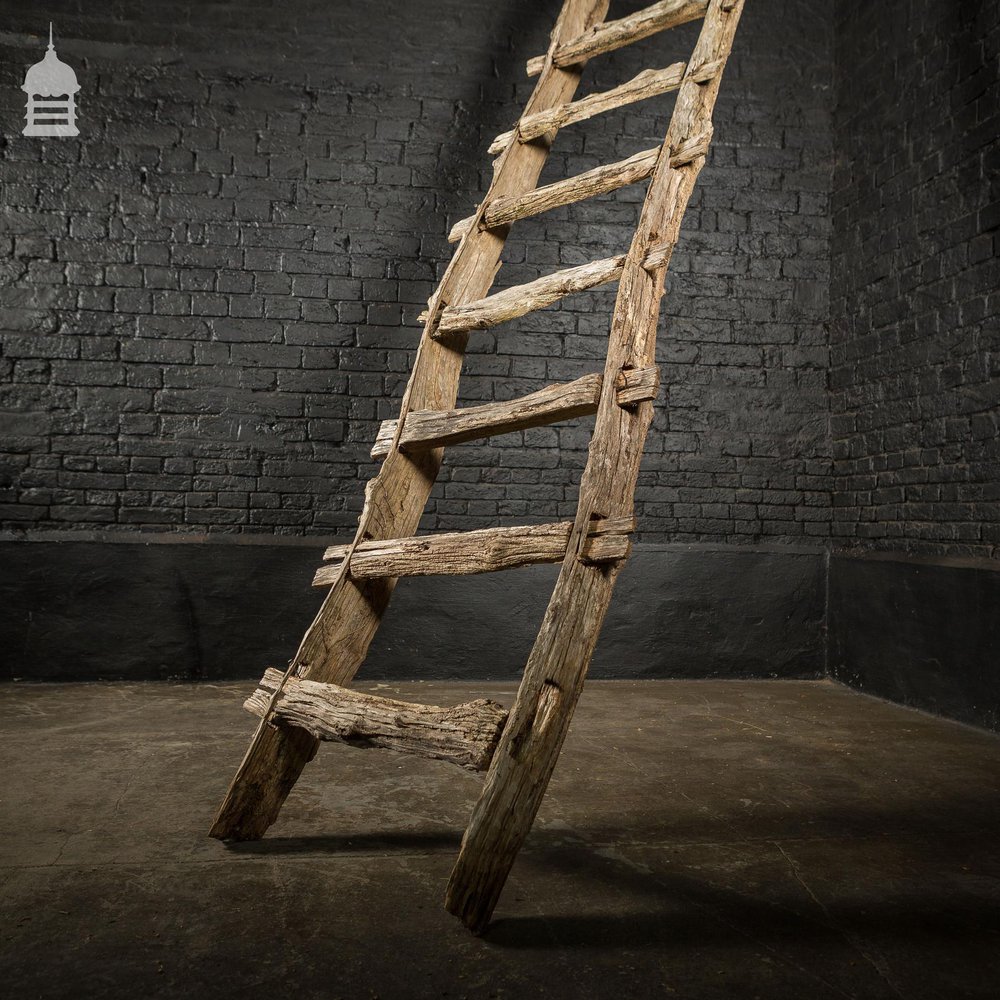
[450,148,659,243]
[422,255,626,338]
[527,0,710,76]
[370,366,658,460]
[313,516,635,585]
[489,58,721,155]
[450,131,713,243]
[372,372,602,459]
[245,668,508,772]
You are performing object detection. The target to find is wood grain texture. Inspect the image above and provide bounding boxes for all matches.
[370,373,603,459]
[449,148,660,242]
[209,0,612,843]
[314,517,634,583]
[245,668,508,772]
[490,58,720,154]
[489,61,685,154]
[424,255,626,338]
[446,0,745,933]
[614,365,661,405]
[454,127,712,245]
[526,0,710,76]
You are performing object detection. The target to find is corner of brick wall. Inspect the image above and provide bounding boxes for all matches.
[830,0,1000,559]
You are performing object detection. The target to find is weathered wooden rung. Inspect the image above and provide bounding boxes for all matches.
[245,668,508,772]
[614,365,661,405]
[371,373,603,459]
[313,516,634,585]
[490,58,721,155]
[527,0,710,76]
[450,148,660,243]
[453,130,710,245]
[372,365,660,459]
[491,62,685,154]
[420,255,625,338]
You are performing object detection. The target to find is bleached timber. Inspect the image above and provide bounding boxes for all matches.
[209,0,612,843]
[489,57,720,154]
[313,517,634,584]
[489,62,686,153]
[210,0,745,937]
[370,374,603,459]
[526,0,710,75]
[245,668,508,772]
[615,365,661,405]
[450,148,660,242]
[423,255,626,337]
[451,129,713,243]
[446,0,746,933]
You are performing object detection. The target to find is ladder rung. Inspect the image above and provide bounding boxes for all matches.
[372,365,661,459]
[313,517,634,584]
[491,62,684,153]
[453,129,711,245]
[450,147,660,243]
[489,59,720,155]
[526,0,710,76]
[245,668,509,772]
[371,373,603,459]
[421,255,625,338]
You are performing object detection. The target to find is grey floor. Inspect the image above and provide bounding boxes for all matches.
[2,678,999,999]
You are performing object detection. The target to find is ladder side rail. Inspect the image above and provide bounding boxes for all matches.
[209,0,612,842]
[445,0,746,932]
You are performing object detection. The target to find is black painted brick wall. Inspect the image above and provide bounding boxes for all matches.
[830,0,1000,559]
[0,0,832,540]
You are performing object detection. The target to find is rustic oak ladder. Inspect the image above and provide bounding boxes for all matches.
[210,0,745,933]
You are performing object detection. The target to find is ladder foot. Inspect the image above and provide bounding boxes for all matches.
[209,722,318,842]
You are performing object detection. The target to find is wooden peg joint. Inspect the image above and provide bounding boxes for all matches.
[614,365,660,406]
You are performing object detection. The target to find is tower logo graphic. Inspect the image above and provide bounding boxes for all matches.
[22,23,80,137]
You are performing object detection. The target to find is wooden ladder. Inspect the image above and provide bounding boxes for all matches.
[210,0,745,933]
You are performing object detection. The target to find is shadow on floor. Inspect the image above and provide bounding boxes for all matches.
[225,830,463,855]
[483,841,1000,952]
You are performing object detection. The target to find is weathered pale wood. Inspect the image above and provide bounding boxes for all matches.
[453,129,712,244]
[245,668,508,772]
[446,0,745,933]
[489,61,686,154]
[209,0,612,843]
[450,148,660,243]
[526,0,710,76]
[370,373,603,460]
[314,517,634,584]
[423,255,625,338]
[212,0,742,938]
[641,242,672,272]
[490,58,720,154]
[615,365,661,405]
[668,126,714,168]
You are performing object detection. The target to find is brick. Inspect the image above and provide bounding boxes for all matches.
[15,0,987,556]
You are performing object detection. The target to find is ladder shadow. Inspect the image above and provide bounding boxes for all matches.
[224,830,462,856]
[431,0,557,219]
[483,840,1000,952]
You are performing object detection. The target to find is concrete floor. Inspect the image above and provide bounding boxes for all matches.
[1,679,999,999]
